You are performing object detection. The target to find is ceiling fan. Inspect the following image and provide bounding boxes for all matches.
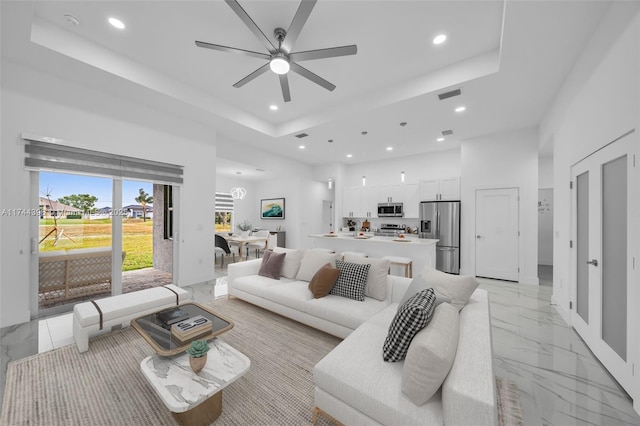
[195,0,357,102]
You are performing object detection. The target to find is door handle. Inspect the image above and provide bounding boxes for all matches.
[587,259,598,267]
[476,235,482,239]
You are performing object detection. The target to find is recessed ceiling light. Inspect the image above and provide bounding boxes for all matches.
[346,154,353,158]
[269,105,278,111]
[433,34,447,45]
[328,139,333,143]
[361,131,368,135]
[386,147,393,151]
[298,145,305,149]
[437,137,445,142]
[400,122,407,127]
[236,171,242,175]
[108,17,125,29]
[455,106,466,113]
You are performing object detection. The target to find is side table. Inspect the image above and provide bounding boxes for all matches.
[140,338,250,425]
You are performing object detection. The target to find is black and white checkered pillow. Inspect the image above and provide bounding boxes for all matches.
[329,260,371,301]
[383,288,436,362]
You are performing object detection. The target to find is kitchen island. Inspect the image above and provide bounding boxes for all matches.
[308,234,438,275]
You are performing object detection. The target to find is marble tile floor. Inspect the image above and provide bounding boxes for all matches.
[1,276,639,425]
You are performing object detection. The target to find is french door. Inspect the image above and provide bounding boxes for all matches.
[570,133,636,395]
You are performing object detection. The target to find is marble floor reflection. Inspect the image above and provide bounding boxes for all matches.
[1,277,639,424]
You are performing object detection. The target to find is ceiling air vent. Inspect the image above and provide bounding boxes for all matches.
[438,89,462,100]
[442,130,454,136]
[295,133,309,139]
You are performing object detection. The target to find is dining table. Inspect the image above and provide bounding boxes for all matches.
[224,234,268,260]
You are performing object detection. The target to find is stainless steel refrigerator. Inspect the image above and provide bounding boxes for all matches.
[419,201,460,274]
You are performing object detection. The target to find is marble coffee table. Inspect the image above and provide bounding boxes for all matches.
[140,338,250,425]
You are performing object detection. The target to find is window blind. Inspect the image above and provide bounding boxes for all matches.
[215,192,234,212]
[24,138,183,184]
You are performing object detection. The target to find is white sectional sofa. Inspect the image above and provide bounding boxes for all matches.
[227,250,496,426]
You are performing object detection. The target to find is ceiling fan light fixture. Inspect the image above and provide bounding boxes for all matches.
[270,55,290,75]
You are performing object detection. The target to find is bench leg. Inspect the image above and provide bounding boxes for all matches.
[75,330,89,353]
[312,407,343,426]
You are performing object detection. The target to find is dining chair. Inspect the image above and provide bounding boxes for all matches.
[246,230,270,258]
[215,234,236,267]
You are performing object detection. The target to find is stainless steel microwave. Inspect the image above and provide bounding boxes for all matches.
[377,203,404,217]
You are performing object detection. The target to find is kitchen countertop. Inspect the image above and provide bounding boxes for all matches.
[309,233,438,245]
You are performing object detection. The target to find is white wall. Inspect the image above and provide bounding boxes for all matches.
[539,3,639,412]
[538,155,554,189]
[538,188,554,266]
[343,148,461,187]
[0,60,218,327]
[460,127,539,285]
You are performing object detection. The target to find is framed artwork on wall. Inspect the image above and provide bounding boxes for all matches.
[261,198,285,219]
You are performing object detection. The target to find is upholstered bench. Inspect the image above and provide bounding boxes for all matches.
[73,284,190,352]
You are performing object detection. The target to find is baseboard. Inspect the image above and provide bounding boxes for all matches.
[519,275,539,285]
[551,294,570,325]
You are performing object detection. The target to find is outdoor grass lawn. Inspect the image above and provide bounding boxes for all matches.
[39,218,153,271]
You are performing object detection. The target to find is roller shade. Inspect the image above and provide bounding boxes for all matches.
[215,192,234,212]
[24,138,183,184]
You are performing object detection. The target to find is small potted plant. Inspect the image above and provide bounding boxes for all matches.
[236,220,253,237]
[187,340,210,374]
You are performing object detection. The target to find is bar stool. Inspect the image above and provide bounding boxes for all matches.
[341,251,368,260]
[382,256,413,278]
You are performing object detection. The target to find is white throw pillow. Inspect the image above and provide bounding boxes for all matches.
[402,302,460,405]
[419,267,479,311]
[343,254,390,301]
[398,275,451,308]
[296,250,338,282]
[273,247,303,279]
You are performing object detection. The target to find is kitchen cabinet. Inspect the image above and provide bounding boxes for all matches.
[342,186,361,217]
[402,183,420,218]
[343,186,376,218]
[361,186,377,218]
[377,184,403,203]
[419,177,460,201]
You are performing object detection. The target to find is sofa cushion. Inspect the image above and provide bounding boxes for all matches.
[383,288,436,362]
[305,295,389,330]
[258,250,286,280]
[398,275,451,308]
[313,306,445,425]
[296,250,337,282]
[258,281,314,312]
[402,302,460,405]
[231,275,296,299]
[343,255,390,301]
[273,247,303,279]
[308,263,340,298]
[419,267,479,310]
[330,260,370,301]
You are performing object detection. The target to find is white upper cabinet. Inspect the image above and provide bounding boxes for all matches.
[402,183,420,218]
[342,186,362,217]
[377,184,403,203]
[362,186,377,218]
[419,177,460,201]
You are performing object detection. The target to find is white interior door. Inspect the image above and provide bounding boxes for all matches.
[475,187,519,281]
[570,134,636,395]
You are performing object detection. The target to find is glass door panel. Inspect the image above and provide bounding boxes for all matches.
[576,171,589,324]
[38,172,112,310]
[601,155,627,361]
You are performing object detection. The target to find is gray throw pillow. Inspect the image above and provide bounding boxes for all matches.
[257,250,286,280]
[398,275,451,309]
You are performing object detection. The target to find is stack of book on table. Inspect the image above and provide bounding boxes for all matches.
[170,315,213,344]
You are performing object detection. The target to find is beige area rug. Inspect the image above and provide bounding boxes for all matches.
[2,298,523,425]
[496,376,525,426]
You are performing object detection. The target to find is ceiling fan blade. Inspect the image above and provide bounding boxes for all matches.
[279,74,292,102]
[289,44,357,62]
[233,63,270,88]
[225,0,277,54]
[290,62,336,92]
[280,0,316,53]
[195,41,271,60]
